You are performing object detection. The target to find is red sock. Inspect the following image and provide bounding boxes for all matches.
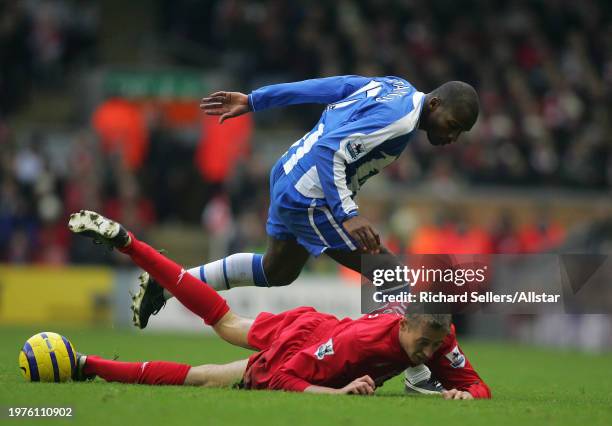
[84,356,191,385]
[119,233,229,326]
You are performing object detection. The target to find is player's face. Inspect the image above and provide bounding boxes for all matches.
[426,108,464,146]
[399,319,448,364]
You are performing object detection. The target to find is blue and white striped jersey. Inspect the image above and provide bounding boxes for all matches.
[249,75,425,224]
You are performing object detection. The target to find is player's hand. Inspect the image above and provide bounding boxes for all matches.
[442,389,474,400]
[340,375,376,395]
[200,91,251,124]
[342,216,381,254]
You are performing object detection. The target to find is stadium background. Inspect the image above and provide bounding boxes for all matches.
[0,1,611,423]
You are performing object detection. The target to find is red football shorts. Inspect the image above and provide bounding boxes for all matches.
[242,306,338,389]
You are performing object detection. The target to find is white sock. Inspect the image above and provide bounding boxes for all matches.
[162,254,267,300]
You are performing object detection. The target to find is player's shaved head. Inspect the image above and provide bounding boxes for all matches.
[419,81,479,146]
[429,81,479,130]
[405,313,452,333]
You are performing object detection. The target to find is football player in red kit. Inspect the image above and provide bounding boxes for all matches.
[68,211,490,400]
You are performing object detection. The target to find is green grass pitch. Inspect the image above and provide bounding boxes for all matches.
[1,326,611,425]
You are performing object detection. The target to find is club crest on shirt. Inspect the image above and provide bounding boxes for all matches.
[315,338,335,360]
[445,345,466,368]
[345,139,365,160]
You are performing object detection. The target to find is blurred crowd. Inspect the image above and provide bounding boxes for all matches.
[0,125,569,264]
[383,208,566,256]
[0,122,271,264]
[0,0,98,114]
[2,0,611,264]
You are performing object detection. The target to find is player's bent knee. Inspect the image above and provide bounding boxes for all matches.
[212,311,253,349]
[261,260,300,286]
[262,242,308,287]
[265,271,299,287]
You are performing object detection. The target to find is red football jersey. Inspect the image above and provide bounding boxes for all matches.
[242,307,490,398]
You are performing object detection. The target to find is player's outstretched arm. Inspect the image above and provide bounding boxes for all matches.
[200,91,251,124]
[305,375,376,395]
[246,75,371,112]
[428,326,492,399]
[200,76,370,123]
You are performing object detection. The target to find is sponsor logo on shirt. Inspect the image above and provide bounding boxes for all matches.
[315,338,335,360]
[445,345,466,368]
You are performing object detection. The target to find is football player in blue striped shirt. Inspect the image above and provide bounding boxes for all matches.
[131,75,479,329]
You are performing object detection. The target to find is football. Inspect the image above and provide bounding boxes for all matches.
[19,332,77,382]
